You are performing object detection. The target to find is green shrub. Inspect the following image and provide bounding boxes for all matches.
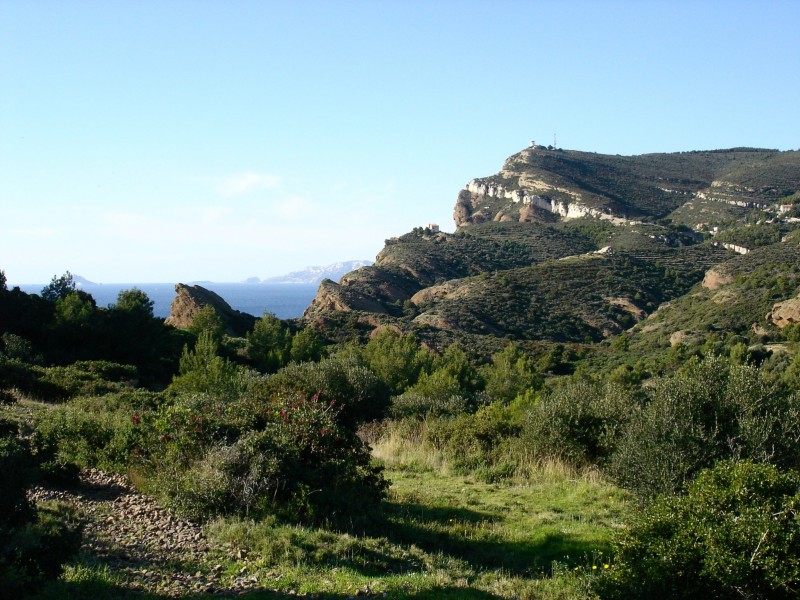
[390,390,469,419]
[1,332,36,362]
[430,343,482,394]
[259,356,390,427]
[0,419,81,594]
[289,327,325,363]
[152,390,387,525]
[518,378,637,465]
[33,399,150,473]
[1,502,83,593]
[154,392,242,462]
[406,368,463,402]
[427,402,520,474]
[39,361,138,399]
[598,461,800,599]
[610,357,800,499]
[481,343,542,403]
[170,330,251,402]
[0,421,36,528]
[361,330,433,395]
[246,313,291,373]
[0,358,65,401]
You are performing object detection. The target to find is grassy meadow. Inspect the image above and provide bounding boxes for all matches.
[31,414,626,599]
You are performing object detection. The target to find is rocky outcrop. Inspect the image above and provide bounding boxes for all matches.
[165,284,257,336]
[410,281,462,306]
[303,279,390,321]
[606,297,647,322]
[702,267,734,290]
[455,179,625,228]
[303,147,800,343]
[768,295,800,329]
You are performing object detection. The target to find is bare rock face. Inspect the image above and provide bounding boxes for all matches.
[669,330,703,346]
[165,284,257,337]
[701,267,733,290]
[769,295,800,329]
[410,280,462,307]
[453,189,475,228]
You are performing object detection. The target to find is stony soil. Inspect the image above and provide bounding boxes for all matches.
[29,469,263,597]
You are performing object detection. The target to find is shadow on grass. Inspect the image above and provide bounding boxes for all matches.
[363,501,607,575]
[38,580,503,599]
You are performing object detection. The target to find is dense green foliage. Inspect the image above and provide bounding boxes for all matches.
[0,418,81,594]
[599,461,800,599]
[611,358,800,498]
[411,254,700,341]
[0,276,187,385]
[260,355,389,427]
[149,388,387,524]
[519,378,637,466]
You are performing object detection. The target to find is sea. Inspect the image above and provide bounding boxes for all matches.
[15,283,319,320]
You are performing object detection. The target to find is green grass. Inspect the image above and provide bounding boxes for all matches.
[196,468,624,598]
[187,439,629,600]
[30,440,628,599]
[12,365,629,599]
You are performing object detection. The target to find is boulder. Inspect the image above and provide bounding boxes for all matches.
[165,284,257,337]
[769,296,800,329]
[701,267,733,290]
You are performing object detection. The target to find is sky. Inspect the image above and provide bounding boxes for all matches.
[2,0,799,284]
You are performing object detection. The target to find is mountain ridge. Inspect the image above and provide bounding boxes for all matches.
[253,260,373,285]
[302,146,800,350]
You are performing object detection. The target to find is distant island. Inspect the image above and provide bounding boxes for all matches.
[72,274,98,287]
[248,260,373,285]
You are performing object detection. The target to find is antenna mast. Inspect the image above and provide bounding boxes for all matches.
[553,133,557,149]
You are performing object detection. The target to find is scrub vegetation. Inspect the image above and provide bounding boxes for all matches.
[3,147,800,598]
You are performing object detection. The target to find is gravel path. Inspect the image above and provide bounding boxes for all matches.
[29,469,261,597]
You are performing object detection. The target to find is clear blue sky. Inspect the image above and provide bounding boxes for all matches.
[2,0,798,283]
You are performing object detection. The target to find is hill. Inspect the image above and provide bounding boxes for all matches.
[303,147,800,347]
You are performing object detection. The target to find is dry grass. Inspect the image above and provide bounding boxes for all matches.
[371,418,605,486]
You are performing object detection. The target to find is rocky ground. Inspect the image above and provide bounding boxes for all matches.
[29,469,263,597]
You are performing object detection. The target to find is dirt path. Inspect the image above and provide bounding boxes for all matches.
[29,469,261,597]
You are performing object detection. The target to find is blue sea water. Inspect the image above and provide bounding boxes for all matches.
[15,283,319,320]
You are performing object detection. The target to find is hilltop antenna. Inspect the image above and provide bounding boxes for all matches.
[553,133,557,149]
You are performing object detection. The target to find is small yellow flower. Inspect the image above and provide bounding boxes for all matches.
[603,564,610,569]
[592,565,597,571]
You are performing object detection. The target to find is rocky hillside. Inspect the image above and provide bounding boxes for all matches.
[624,237,800,354]
[303,147,800,346]
[455,147,799,227]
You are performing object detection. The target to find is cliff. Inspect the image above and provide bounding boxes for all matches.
[455,147,800,229]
